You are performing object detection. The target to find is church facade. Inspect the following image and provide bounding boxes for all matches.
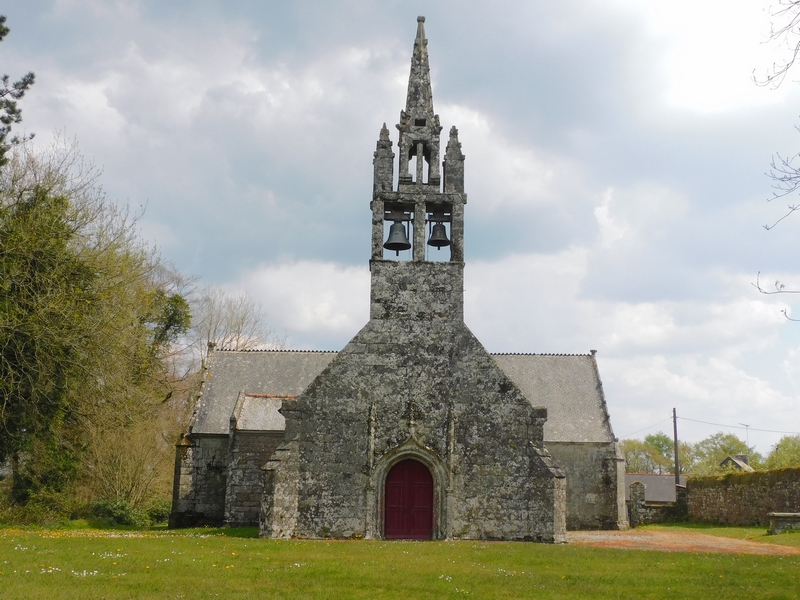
[170,17,627,540]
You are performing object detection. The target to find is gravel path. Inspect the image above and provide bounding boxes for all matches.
[567,529,800,555]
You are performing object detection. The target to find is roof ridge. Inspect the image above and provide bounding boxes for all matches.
[490,352,593,357]
[215,348,338,354]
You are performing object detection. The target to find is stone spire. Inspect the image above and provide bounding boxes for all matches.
[403,16,435,123]
[397,16,443,188]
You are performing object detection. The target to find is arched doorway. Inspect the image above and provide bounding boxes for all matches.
[384,459,433,539]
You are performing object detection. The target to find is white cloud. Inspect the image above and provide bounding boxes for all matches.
[234,261,370,348]
[461,248,797,452]
[12,0,800,456]
[605,0,787,113]
[439,103,586,216]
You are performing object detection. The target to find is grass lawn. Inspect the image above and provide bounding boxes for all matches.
[1,525,798,599]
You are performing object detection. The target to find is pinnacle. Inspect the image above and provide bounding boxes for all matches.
[404,16,434,121]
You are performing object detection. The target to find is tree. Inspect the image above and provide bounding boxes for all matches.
[749,1,800,232]
[191,284,285,367]
[758,1,800,88]
[691,432,762,475]
[0,136,189,510]
[675,441,699,475]
[765,435,800,468]
[0,15,35,167]
[620,439,671,474]
[644,432,674,471]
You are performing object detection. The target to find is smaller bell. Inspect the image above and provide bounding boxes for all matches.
[384,221,411,255]
[427,222,451,249]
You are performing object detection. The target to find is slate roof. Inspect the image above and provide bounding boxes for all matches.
[191,350,336,435]
[492,353,615,443]
[720,455,755,472]
[625,474,687,503]
[191,350,616,443]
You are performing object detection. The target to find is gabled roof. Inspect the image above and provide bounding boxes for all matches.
[492,353,615,443]
[720,455,755,472]
[190,349,616,444]
[191,350,336,435]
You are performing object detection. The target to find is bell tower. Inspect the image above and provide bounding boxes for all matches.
[371,16,466,266]
[369,16,467,324]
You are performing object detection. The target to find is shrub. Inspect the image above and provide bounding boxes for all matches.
[92,498,149,528]
[146,498,172,524]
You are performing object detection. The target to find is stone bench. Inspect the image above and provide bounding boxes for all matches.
[767,512,800,535]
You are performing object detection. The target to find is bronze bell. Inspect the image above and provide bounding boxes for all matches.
[384,221,411,255]
[427,222,451,248]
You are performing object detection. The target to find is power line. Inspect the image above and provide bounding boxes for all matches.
[620,418,672,438]
[677,416,800,436]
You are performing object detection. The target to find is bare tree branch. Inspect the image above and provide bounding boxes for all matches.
[754,0,800,88]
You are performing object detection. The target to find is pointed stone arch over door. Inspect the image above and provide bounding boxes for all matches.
[384,459,433,539]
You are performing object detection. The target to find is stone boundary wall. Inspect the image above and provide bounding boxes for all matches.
[628,484,687,528]
[687,468,800,526]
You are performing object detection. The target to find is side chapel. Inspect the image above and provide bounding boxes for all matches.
[170,17,627,541]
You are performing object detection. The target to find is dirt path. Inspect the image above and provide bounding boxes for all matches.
[568,530,800,555]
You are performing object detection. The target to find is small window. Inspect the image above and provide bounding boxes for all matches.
[414,118,426,126]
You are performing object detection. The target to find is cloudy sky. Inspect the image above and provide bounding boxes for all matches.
[4,0,800,453]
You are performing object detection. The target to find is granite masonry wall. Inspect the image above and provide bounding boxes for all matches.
[170,434,228,527]
[261,260,567,542]
[547,442,626,530]
[224,432,284,527]
[628,484,688,528]
[687,468,800,526]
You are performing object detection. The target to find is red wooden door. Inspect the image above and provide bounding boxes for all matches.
[384,459,433,539]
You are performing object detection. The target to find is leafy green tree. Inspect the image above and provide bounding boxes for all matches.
[622,434,699,475]
[675,440,699,475]
[0,137,190,511]
[620,439,671,474]
[0,15,35,167]
[692,432,762,475]
[644,432,674,469]
[0,187,96,502]
[765,435,800,469]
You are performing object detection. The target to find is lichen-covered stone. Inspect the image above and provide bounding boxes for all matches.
[259,17,566,543]
[173,16,626,539]
[261,261,567,540]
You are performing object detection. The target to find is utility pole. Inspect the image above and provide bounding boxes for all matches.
[672,408,680,485]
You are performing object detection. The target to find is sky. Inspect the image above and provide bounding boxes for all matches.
[3,0,800,454]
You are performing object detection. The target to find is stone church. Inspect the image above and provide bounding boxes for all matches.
[170,17,627,541]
